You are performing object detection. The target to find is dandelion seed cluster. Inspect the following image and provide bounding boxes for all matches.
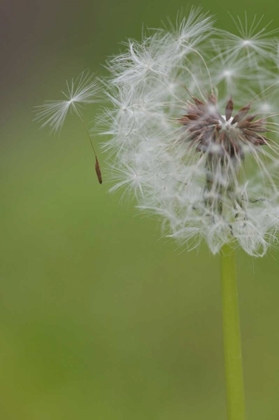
[35,10,279,256]
[103,10,279,256]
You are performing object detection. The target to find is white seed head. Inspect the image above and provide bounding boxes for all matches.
[101,11,279,256]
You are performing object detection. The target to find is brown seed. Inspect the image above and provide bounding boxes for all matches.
[95,157,102,184]
[225,97,233,121]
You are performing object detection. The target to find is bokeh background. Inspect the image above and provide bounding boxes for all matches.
[1,0,279,419]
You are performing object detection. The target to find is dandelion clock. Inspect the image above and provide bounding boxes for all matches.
[36,9,279,420]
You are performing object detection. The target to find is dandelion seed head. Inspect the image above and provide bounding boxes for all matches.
[101,12,279,256]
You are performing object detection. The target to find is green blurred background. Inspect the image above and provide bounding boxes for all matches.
[1,0,279,418]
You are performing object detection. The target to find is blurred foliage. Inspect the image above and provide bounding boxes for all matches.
[1,0,279,418]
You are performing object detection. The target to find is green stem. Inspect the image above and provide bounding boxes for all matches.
[221,243,246,420]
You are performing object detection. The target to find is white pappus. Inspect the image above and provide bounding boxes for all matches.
[102,9,279,256]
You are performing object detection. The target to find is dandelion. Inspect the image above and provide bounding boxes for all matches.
[99,11,279,419]
[103,10,279,257]
[35,10,279,419]
[35,70,102,183]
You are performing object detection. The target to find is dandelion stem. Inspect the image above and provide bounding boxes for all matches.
[221,243,246,420]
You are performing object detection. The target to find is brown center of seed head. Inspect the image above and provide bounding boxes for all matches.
[180,95,268,159]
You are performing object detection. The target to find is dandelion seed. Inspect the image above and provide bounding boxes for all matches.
[35,70,103,184]
[95,157,103,184]
[34,70,101,133]
[103,12,279,256]
[214,13,279,64]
